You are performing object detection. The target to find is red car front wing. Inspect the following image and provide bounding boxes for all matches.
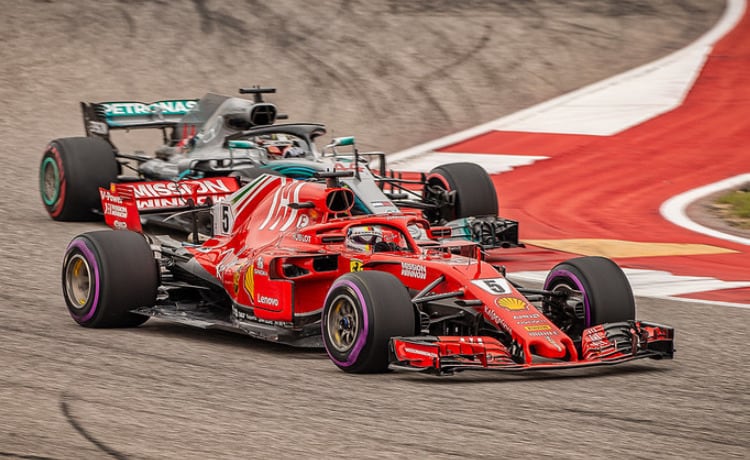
[389,321,674,375]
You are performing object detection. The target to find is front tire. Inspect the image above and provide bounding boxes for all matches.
[322,271,415,373]
[62,230,157,328]
[40,137,118,221]
[543,256,635,341]
[423,162,498,223]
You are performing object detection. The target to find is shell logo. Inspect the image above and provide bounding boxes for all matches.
[496,297,528,311]
[243,265,255,300]
[524,324,552,332]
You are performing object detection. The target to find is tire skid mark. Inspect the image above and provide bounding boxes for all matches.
[243,0,383,118]
[429,24,491,84]
[339,0,355,13]
[0,452,59,460]
[0,323,234,371]
[412,23,493,126]
[60,393,129,460]
[525,46,567,93]
[0,321,312,378]
[191,0,249,35]
[116,6,136,39]
[251,0,423,120]
[562,406,747,448]
[459,17,507,92]
[324,45,407,115]
[552,19,621,41]
[188,0,256,69]
[241,0,334,111]
[1,378,219,428]
[322,3,419,116]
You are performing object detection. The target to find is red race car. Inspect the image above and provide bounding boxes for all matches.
[61,169,673,374]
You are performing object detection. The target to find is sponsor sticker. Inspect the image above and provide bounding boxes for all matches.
[132,178,233,199]
[401,262,427,279]
[350,259,363,272]
[293,233,311,243]
[483,306,511,333]
[88,121,108,135]
[257,295,279,307]
[524,324,552,332]
[215,202,234,236]
[472,278,511,295]
[513,313,541,319]
[103,201,128,219]
[297,214,310,228]
[528,330,557,337]
[496,297,528,311]
[102,100,197,117]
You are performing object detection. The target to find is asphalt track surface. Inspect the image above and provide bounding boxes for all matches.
[1,1,747,459]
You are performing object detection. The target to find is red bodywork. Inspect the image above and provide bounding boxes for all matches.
[104,173,673,373]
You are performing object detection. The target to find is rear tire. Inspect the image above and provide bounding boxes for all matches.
[543,256,635,340]
[322,271,415,373]
[62,230,157,328]
[40,137,118,221]
[424,162,498,223]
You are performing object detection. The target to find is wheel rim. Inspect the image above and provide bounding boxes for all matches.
[545,269,590,337]
[424,173,454,222]
[65,254,92,310]
[40,157,60,206]
[553,282,585,329]
[326,294,360,353]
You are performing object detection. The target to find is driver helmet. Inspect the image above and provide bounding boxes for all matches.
[346,225,404,253]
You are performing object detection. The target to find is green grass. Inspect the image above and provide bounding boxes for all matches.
[717,188,750,227]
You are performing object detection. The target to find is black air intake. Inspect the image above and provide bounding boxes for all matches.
[326,188,355,213]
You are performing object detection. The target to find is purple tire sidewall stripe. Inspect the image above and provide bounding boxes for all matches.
[544,269,590,328]
[66,238,101,323]
[323,278,370,368]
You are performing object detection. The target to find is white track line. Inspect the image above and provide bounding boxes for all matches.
[509,270,750,310]
[660,174,750,246]
[389,0,746,163]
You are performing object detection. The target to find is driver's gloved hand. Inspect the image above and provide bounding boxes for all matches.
[283,146,306,158]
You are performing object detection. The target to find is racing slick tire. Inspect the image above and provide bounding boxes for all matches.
[40,137,118,221]
[322,271,416,373]
[543,256,635,338]
[423,162,498,223]
[62,230,157,328]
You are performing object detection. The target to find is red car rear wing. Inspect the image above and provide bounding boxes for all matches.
[99,177,241,232]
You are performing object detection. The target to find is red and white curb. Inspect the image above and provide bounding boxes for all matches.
[387,0,749,307]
